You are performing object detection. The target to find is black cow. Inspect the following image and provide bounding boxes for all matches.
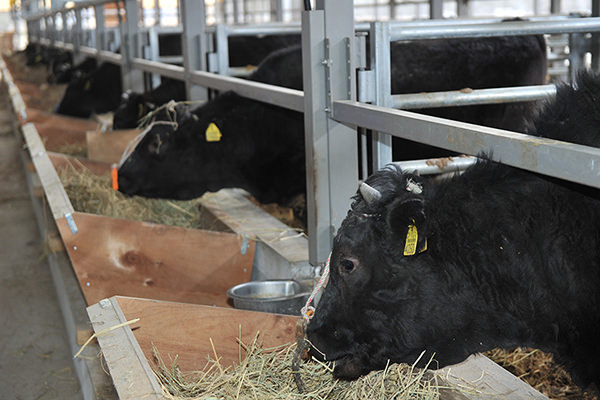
[305,70,600,391]
[50,57,98,84]
[227,34,300,67]
[112,78,187,129]
[55,62,122,118]
[117,34,546,207]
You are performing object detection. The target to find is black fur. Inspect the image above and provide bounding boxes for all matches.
[55,62,122,118]
[306,71,600,392]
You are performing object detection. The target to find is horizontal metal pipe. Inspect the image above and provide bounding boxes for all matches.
[390,17,600,41]
[189,70,304,112]
[333,100,600,189]
[392,84,557,109]
[394,156,478,175]
[131,58,184,80]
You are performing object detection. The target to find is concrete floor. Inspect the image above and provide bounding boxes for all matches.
[0,91,82,398]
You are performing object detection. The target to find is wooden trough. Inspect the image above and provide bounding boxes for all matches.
[0,53,550,399]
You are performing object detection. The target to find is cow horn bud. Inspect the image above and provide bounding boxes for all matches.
[359,182,381,204]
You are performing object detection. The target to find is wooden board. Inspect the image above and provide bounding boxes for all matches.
[49,152,112,176]
[86,129,141,164]
[87,297,163,399]
[200,189,312,280]
[56,212,254,307]
[115,296,298,371]
[437,354,548,399]
[22,123,75,220]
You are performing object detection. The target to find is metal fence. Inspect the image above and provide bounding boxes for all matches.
[16,0,600,268]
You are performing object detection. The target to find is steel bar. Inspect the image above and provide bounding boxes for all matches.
[189,70,304,112]
[390,17,600,41]
[333,100,600,189]
[130,58,185,81]
[394,156,478,175]
[392,84,557,109]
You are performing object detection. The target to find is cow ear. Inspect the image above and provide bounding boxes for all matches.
[387,196,428,256]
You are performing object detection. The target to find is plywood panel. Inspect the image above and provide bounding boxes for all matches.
[48,152,111,176]
[86,129,141,164]
[116,296,298,372]
[56,212,254,306]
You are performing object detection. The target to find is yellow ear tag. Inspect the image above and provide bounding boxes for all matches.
[138,103,145,118]
[83,80,92,91]
[403,220,419,256]
[205,122,222,142]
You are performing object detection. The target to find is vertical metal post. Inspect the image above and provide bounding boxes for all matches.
[430,0,443,19]
[215,24,230,75]
[302,9,328,265]
[47,15,55,46]
[272,0,283,22]
[370,21,392,170]
[121,0,145,92]
[233,0,240,24]
[147,27,161,88]
[94,4,106,52]
[389,0,396,20]
[592,0,600,71]
[180,0,208,101]
[457,0,469,17]
[154,0,161,25]
[568,32,586,83]
[303,0,358,266]
[73,8,84,62]
[550,0,561,14]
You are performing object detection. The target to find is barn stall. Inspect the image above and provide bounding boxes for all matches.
[4,0,600,398]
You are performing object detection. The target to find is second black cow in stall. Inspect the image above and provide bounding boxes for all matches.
[117,33,547,208]
[55,61,122,118]
[306,70,600,391]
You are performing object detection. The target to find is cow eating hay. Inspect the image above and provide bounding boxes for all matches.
[306,70,600,393]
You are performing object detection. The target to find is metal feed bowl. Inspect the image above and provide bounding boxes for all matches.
[227,280,311,315]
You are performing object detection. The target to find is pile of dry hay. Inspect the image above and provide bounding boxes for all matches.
[59,162,216,230]
[485,348,597,400]
[153,336,447,400]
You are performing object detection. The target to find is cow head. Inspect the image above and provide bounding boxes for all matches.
[306,165,469,379]
[117,100,240,200]
[113,91,157,130]
[55,73,96,118]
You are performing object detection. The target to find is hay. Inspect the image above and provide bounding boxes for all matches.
[58,162,217,230]
[153,336,445,400]
[53,142,88,158]
[485,348,597,400]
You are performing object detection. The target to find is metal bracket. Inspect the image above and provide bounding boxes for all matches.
[240,234,249,255]
[323,38,333,113]
[65,212,78,234]
[345,37,352,98]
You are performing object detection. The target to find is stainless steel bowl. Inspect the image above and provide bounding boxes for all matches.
[227,280,311,315]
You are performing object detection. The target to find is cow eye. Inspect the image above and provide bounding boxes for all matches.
[338,258,358,275]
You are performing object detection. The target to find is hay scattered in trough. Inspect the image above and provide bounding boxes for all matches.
[153,336,446,400]
[485,348,597,400]
[58,162,216,230]
[53,142,88,158]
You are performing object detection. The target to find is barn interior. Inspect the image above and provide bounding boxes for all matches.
[0,0,599,398]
